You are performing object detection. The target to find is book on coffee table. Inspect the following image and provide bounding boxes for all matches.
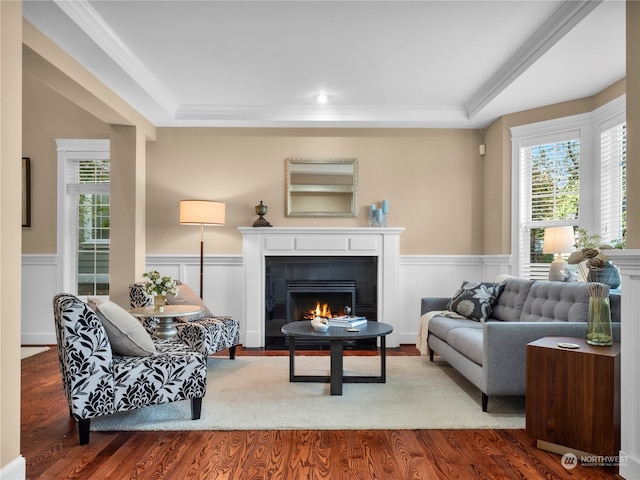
[328,316,367,327]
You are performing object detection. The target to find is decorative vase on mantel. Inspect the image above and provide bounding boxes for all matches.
[154,294,166,312]
[585,285,613,346]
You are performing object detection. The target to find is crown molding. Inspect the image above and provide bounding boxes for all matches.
[465,0,602,120]
[54,0,179,116]
[173,104,471,128]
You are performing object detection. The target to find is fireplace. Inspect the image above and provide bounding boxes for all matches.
[265,256,377,349]
[239,227,404,348]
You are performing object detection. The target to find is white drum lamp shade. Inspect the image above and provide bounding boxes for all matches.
[543,226,575,281]
[179,200,225,226]
[179,200,226,298]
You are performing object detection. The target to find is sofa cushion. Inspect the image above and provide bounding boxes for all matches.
[520,281,591,322]
[446,281,505,322]
[428,315,483,341]
[91,300,157,356]
[490,278,536,322]
[445,327,484,366]
[166,284,212,322]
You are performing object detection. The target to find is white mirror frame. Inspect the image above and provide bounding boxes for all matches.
[285,158,358,218]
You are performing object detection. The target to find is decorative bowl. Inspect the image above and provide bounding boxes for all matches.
[311,321,329,332]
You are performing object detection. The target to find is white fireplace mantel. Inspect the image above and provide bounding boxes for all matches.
[239,227,404,348]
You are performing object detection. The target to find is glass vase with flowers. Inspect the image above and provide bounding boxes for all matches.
[142,270,178,312]
[568,242,616,346]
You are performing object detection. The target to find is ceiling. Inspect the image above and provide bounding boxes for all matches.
[22,0,626,129]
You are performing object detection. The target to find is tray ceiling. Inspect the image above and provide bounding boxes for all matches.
[23,0,625,128]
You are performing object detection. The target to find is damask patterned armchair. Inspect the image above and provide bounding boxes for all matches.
[129,282,240,358]
[53,293,208,445]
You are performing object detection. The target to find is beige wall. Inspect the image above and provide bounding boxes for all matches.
[22,77,487,256]
[22,71,629,258]
[483,79,627,254]
[146,128,485,255]
[22,73,110,253]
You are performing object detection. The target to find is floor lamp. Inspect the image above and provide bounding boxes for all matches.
[179,200,226,299]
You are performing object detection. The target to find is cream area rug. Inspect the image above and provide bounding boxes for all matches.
[91,355,525,431]
[21,346,50,360]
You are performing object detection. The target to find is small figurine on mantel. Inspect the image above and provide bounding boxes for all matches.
[253,201,272,227]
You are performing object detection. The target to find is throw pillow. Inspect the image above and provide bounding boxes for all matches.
[91,300,156,356]
[166,284,212,322]
[446,281,505,322]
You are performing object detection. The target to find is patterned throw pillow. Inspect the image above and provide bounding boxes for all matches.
[446,281,505,322]
[90,300,157,356]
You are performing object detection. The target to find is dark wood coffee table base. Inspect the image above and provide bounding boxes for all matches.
[282,321,393,395]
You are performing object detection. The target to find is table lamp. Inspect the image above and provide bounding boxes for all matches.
[543,226,575,281]
[179,200,226,298]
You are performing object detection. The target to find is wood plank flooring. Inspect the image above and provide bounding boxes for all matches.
[21,346,621,479]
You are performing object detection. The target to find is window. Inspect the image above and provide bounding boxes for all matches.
[56,139,110,297]
[518,135,580,279]
[511,97,625,279]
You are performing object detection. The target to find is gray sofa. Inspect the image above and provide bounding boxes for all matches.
[420,277,621,412]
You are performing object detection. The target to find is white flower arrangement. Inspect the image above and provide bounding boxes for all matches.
[142,270,178,297]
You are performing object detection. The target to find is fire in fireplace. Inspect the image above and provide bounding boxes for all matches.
[300,301,353,320]
[287,280,356,322]
[305,302,334,320]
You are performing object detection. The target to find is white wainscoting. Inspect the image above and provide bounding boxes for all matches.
[21,253,511,346]
[609,250,640,480]
[144,254,244,324]
[21,254,60,345]
[397,254,512,345]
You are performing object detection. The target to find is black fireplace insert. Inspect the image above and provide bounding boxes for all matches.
[264,256,377,349]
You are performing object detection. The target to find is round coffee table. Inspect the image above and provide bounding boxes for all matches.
[281,320,393,395]
[129,305,203,339]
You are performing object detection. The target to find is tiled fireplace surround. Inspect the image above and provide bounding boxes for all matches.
[240,227,404,348]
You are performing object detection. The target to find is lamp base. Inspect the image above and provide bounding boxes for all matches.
[548,257,570,282]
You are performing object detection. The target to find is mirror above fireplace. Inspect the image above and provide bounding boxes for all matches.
[285,158,358,218]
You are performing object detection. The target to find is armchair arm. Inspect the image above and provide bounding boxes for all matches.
[420,297,450,315]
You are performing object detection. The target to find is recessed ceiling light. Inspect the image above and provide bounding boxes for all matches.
[316,93,329,105]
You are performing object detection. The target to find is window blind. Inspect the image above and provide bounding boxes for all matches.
[600,122,626,245]
[66,159,110,195]
[519,138,580,279]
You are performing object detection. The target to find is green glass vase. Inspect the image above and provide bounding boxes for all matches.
[586,296,612,346]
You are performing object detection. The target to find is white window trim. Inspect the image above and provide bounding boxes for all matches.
[510,96,626,277]
[56,139,110,297]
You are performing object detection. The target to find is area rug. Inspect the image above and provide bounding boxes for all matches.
[21,346,50,360]
[92,355,525,431]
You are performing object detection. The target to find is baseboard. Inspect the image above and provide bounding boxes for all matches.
[21,333,56,345]
[1,455,26,480]
[398,332,419,346]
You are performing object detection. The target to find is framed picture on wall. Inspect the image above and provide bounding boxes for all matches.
[22,157,31,227]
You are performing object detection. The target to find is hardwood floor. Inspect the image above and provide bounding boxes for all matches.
[21,346,621,479]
